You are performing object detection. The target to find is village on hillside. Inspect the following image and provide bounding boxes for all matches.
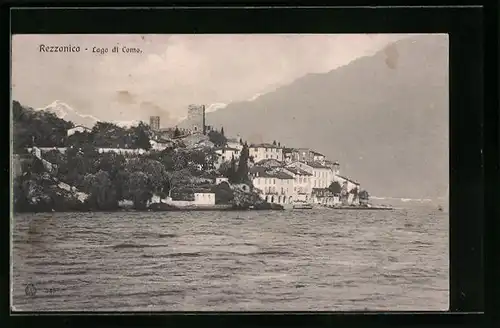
[12,101,369,211]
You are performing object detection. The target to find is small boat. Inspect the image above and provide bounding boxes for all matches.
[293,201,313,209]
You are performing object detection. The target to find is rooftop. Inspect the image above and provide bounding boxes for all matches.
[254,158,283,166]
[250,143,281,149]
[284,167,313,176]
[305,161,332,169]
[250,167,294,180]
[337,175,360,185]
[214,146,240,152]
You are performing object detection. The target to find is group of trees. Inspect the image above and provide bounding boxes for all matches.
[13,101,153,152]
[13,142,227,211]
[68,121,152,150]
[12,101,74,152]
[207,128,227,147]
[219,143,251,184]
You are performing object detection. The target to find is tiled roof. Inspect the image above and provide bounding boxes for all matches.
[337,175,360,185]
[284,167,312,176]
[250,167,294,180]
[306,161,331,169]
[214,146,240,152]
[254,158,283,166]
[250,143,281,149]
[311,151,325,156]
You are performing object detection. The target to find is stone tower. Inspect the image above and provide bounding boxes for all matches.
[149,116,160,131]
[187,104,206,134]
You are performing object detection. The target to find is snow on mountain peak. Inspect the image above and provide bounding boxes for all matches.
[36,100,100,128]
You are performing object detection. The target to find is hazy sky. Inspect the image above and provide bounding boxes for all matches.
[12,34,409,126]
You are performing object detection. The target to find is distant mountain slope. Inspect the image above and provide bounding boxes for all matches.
[36,100,141,129]
[201,35,449,198]
[36,100,99,129]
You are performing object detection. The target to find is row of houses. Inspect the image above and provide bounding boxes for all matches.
[246,158,360,206]
[212,141,335,166]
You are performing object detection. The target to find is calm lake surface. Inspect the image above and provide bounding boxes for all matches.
[12,205,449,311]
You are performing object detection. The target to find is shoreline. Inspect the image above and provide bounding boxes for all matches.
[12,206,398,214]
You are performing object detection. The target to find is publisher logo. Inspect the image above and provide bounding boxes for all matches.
[25,283,37,297]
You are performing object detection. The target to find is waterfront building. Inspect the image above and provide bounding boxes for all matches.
[250,167,295,204]
[287,161,335,189]
[282,166,313,201]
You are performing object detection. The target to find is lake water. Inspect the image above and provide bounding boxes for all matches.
[11,205,449,311]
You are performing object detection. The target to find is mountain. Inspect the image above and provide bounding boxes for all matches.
[199,35,449,199]
[36,101,141,129]
[36,100,99,129]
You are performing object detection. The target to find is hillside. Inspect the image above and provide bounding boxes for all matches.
[200,35,449,199]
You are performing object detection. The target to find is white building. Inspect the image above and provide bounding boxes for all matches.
[249,143,283,163]
[149,139,174,151]
[98,148,147,155]
[311,151,326,162]
[215,177,229,185]
[282,166,313,201]
[251,167,295,204]
[215,146,241,164]
[226,138,243,151]
[335,175,360,193]
[151,192,216,206]
[287,161,334,189]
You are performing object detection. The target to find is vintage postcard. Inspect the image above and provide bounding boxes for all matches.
[11,33,449,311]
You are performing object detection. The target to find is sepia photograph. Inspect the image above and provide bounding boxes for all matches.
[11,33,449,311]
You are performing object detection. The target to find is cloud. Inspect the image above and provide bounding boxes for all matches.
[115,90,137,104]
[11,34,410,123]
[139,101,172,127]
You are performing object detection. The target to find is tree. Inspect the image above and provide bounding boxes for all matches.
[236,143,250,183]
[208,130,227,147]
[359,190,370,201]
[131,122,152,150]
[83,170,118,210]
[228,156,238,183]
[125,158,168,194]
[173,127,181,138]
[273,140,277,146]
[12,100,74,152]
[221,126,225,136]
[239,138,243,145]
[328,181,342,195]
[123,171,152,210]
[210,182,234,204]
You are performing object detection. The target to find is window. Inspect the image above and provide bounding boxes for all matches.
[273,179,276,184]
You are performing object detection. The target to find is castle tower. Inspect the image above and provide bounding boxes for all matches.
[187,104,206,134]
[149,116,160,131]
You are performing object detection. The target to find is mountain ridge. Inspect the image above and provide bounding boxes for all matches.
[200,35,449,199]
